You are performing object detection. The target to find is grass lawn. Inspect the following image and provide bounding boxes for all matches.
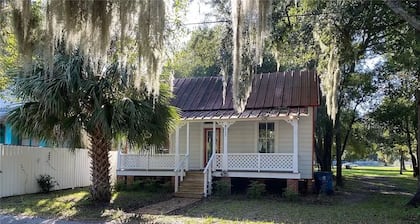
[1,167,420,223]
[148,167,420,224]
[0,186,172,223]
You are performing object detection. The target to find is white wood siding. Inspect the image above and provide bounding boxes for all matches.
[278,120,293,153]
[170,122,202,169]
[297,107,314,179]
[227,121,255,153]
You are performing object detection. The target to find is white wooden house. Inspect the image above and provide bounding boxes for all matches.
[117,70,320,197]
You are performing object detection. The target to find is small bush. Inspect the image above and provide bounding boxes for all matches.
[283,188,299,201]
[113,180,127,192]
[144,179,160,192]
[213,179,231,197]
[37,174,58,193]
[130,180,144,191]
[247,180,266,199]
[160,181,172,193]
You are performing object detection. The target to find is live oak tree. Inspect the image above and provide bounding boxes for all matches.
[371,75,417,176]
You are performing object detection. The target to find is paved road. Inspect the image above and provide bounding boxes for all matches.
[0,214,102,224]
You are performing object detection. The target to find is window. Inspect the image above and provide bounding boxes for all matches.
[258,122,275,153]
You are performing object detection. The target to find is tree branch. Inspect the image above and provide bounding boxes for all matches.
[383,0,420,31]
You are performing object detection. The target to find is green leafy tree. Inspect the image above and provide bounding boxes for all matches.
[0,2,18,91]
[380,0,420,206]
[167,27,223,78]
[8,48,179,202]
[272,0,390,179]
[371,73,417,175]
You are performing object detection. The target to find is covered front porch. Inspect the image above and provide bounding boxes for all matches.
[116,109,304,196]
[116,152,300,178]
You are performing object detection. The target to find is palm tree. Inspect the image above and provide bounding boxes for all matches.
[7,48,179,202]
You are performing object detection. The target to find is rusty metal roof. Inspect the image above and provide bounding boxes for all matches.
[173,70,319,109]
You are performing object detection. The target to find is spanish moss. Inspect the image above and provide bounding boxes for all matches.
[314,24,340,123]
[11,0,166,98]
[230,0,272,113]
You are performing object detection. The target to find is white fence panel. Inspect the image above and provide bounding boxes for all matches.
[0,145,118,198]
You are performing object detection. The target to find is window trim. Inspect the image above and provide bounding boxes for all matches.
[256,121,276,153]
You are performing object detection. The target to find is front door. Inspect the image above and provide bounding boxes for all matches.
[204,128,220,166]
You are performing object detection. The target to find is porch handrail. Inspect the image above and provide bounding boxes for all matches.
[203,153,216,197]
[174,154,189,172]
[174,154,189,192]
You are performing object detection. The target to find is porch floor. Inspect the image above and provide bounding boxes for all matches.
[117,169,300,179]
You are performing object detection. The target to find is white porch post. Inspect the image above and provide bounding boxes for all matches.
[219,122,233,171]
[175,125,180,168]
[186,122,190,171]
[212,122,216,155]
[174,125,180,192]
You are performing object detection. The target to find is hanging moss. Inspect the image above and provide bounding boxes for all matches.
[12,0,273,110]
[11,0,166,99]
[230,0,272,113]
[314,23,340,123]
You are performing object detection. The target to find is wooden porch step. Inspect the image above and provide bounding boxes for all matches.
[175,171,205,199]
[174,192,203,199]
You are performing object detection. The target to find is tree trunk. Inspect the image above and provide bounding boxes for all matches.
[315,97,333,172]
[335,110,343,186]
[322,118,333,172]
[400,149,403,175]
[407,0,420,207]
[405,116,417,176]
[89,127,112,203]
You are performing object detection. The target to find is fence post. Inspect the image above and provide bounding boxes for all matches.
[73,149,77,189]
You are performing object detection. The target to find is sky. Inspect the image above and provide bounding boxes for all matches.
[185,0,215,29]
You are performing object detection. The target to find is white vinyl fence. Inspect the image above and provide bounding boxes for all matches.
[0,145,117,198]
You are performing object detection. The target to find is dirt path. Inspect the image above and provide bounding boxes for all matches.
[351,176,413,196]
[137,197,201,215]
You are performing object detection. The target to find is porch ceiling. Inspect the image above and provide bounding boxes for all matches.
[180,107,309,120]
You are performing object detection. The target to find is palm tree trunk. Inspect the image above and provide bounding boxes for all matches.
[89,127,112,203]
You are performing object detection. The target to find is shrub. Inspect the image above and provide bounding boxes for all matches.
[247,180,266,199]
[144,179,159,192]
[213,179,231,197]
[113,180,127,192]
[160,181,172,193]
[283,188,299,201]
[37,174,58,193]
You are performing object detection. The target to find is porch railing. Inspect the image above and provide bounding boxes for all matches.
[215,153,294,172]
[117,152,185,170]
[203,153,216,197]
[174,154,189,192]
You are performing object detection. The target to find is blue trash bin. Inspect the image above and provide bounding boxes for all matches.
[314,171,334,195]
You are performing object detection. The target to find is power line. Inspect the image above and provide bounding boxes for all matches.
[183,20,229,26]
[181,11,340,26]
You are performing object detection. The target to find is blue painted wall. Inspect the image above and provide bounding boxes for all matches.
[5,123,13,144]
